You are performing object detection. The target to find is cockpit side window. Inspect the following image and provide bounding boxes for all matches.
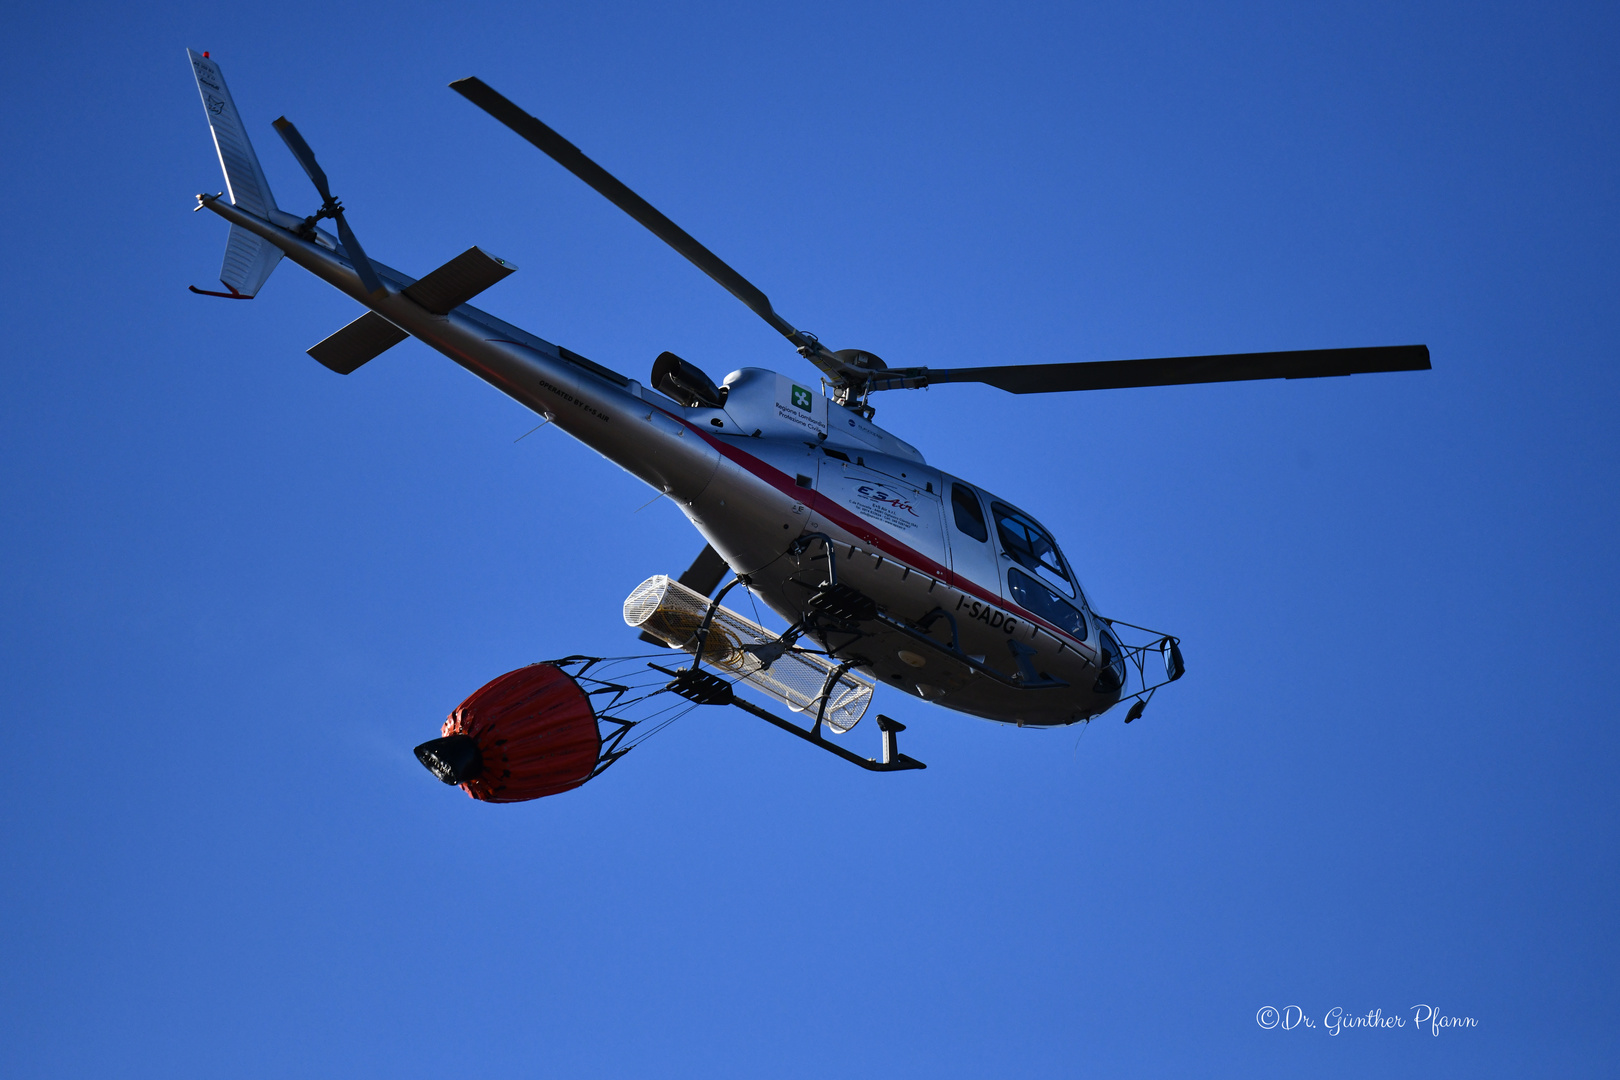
[1007,567,1088,641]
[991,502,1077,599]
[951,483,989,543]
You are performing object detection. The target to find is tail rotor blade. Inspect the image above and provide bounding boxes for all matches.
[271,117,332,202]
[333,210,385,298]
[271,116,384,299]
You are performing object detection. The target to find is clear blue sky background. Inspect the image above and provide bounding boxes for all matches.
[2,2,1615,1076]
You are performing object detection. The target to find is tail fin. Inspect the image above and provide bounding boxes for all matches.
[188,49,282,298]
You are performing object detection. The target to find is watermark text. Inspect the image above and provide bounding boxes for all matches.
[1256,1004,1476,1036]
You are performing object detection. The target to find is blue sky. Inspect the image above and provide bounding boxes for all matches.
[2,2,1616,1076]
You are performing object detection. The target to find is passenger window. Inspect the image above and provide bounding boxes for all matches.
[992,503,1076,598]
[1006,568,1088,641]
[951,484,989,542]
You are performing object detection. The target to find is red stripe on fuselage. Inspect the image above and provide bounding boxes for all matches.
[685,421,1092,655]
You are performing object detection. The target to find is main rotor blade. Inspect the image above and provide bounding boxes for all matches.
[271,117,333,202]
[868,344,1431,394]
[449,77,845,375]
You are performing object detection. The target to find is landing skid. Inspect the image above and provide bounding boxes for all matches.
[651,662,925,772]
[733,698,926,773]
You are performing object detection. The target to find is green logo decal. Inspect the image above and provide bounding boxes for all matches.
[790,385,813,411]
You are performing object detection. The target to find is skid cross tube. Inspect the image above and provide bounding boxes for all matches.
[809,658,860,738]
[788,532,839,587]
[916,607,962,651]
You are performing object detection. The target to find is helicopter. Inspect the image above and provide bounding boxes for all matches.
[185,51,1429,795]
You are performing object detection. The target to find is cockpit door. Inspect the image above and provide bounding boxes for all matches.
[984,499,1092,643]
[939,477,1005,602]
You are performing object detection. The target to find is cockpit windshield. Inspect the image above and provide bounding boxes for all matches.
[991,502,1081,602]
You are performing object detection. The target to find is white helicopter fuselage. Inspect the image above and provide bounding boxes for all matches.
[203,197,1122,726]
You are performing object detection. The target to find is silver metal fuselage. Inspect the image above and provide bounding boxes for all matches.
[205,198,1118,725]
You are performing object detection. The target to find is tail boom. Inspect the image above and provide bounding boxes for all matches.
[195,194,723,504]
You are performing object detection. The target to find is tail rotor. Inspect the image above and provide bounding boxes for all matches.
[271,116,386,299]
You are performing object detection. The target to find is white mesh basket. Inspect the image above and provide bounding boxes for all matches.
[624,575,873,733]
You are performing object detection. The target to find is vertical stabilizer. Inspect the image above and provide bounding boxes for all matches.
[188,50,282,297]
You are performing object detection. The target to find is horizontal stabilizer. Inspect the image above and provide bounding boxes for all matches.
[303,248,513,373]
[308,312,408,374]
[402,247,516,315]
